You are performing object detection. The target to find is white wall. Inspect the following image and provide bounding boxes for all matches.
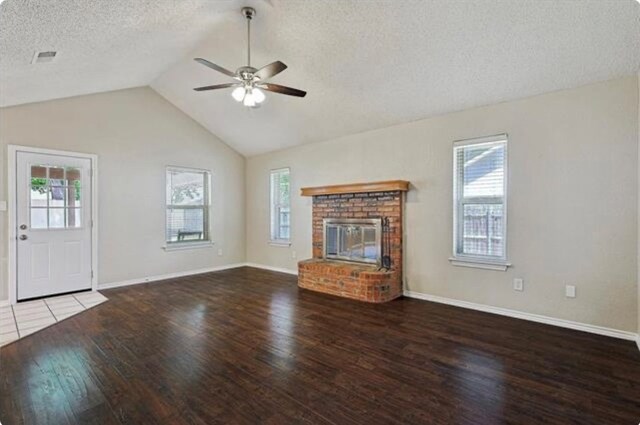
[246,76,639,333]
[0,87,245,299]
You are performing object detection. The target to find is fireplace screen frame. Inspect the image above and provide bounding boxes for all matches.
[323,218,382,266]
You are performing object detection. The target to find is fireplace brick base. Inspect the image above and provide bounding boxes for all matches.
[298,259,402,303]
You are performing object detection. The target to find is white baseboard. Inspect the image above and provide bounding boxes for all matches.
[637,336,640,352]
[243,262,298,275]
[404,290,638,342]
[98,263,246,290]
[0,299,9,308]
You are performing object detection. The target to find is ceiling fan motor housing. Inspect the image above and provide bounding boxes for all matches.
[236,66,258,81]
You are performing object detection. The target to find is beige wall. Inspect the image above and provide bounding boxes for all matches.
[246,76,639,332]
[0,87,245,299]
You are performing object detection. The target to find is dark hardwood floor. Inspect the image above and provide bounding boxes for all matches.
[1,267,639,424]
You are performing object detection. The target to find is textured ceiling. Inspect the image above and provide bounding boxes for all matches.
[2,1,639,156]
[153,0,640,156]
[0,0,256,106]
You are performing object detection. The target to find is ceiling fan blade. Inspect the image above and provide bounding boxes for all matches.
[193,83,240,92]
[194,58,237,78]
[258,83,306,98]
[254,61,288,81]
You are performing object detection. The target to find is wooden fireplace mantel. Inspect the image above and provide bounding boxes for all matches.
[300,180,410,196]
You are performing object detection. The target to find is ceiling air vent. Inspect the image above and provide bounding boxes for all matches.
[31,51,58,64]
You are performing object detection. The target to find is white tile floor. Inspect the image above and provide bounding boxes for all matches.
[0,291,108,347]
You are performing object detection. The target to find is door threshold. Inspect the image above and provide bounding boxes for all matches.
[17,288,93,303]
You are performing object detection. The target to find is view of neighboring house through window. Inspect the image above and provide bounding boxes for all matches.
[166,167,210,245]
[453,135,507,263]
[270,168,290,243]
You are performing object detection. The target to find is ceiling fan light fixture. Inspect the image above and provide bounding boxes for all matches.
[243,90,256,107]
[253,88,265,103]
[231,86,245,102]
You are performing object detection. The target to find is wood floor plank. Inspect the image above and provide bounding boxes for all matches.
[1,266,639,424]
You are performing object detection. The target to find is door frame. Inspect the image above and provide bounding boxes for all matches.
[7,145,99,304]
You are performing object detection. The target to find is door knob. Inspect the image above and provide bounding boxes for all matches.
[19,235,27,240]
[19,224,27,230]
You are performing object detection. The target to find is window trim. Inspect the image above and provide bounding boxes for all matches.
[450,134,510,270]
[165,165,212,248]
[269,167,291,245]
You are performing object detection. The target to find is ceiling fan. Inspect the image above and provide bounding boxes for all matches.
[193,7,306,108]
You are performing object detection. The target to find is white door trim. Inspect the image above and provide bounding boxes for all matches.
[7,145,99,304]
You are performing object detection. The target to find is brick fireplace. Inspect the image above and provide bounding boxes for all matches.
[298,180,409,303]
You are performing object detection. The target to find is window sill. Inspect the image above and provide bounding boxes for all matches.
[163,241,214,252]
[269,240,291,247]
[449,257,511,271]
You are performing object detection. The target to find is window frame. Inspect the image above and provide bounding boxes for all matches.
[269,167,291,246]
[165,166,212,249]
[450,134,510,271]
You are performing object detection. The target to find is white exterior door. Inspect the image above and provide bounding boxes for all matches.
[16,151,93,300]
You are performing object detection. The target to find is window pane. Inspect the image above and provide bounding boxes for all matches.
[270,168,291,241]
[67,208,81,228]
[462,204,504,257]
[65,168,81,185]
[30,208,47,229]
[49,186,66,207]
[49,208,65,228]
[49,167,65,185]
[30,185,48,207]
[31,165,47,179]
[461,144,505,199]
[67,185,81,207]
[166,208,205,242]
[168,170,205,206]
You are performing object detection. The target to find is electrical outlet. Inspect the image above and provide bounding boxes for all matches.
[291,250,297,259]
[513,278,524,292]
[217,248,223,257]
[565,285,576,298]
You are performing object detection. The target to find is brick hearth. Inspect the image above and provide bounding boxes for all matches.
[298,181,409,303]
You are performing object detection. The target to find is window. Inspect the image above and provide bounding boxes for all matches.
[452,134,508,269]
[270,168,290,243]
[166,167,210,245]
[30,165,83,229]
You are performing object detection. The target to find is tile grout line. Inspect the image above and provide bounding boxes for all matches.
[43,299,59,323]
[10,305,20,338]
[72,294,89,310]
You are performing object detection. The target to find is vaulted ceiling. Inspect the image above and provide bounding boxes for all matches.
[2,0,639,156]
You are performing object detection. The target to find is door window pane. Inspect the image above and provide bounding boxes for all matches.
[49,167,65,185]
[67,185,81,207]
[30,185,48,207]
[30,208,47,229]
[67,208,81,228]
[49,208,65,228]
[49,186,66,207]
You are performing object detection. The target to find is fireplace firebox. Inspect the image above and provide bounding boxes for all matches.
[323,218,382,266]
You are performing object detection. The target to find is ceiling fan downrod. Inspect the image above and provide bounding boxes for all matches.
[242,7,255,67]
